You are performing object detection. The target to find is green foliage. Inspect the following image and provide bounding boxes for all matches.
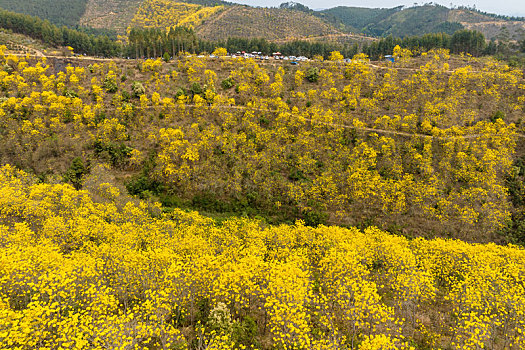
[302,209,328,227]
[504,211,525,246]
[128,26,197,59]
[103,75,118,93]
[364,5,460,37]
[450,29,487,56]
[490,110,505,122]
[318,5,400,33]
[190,82,203,96]
[93,141,132,167]
[318,4,466,37]
[305,67,319,83]
[63,157,86,190]
[221,77,234,89]
[163,52,171,62]
[232,315,259,347]
[0,0,88,27]
[121,90,131,102]
[125,156,164,198]
[0,8,121,57]
[131,81,145,97]
[174,87,186,99]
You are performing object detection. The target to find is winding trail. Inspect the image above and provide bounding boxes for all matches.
[125,103,524,140]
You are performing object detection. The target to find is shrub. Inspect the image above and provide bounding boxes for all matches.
[305,67,319,82]
[103,75,118,93]
[131,81,145,97]
[63,157,86,190]
[190,82,203,96]
[221,77,234,89]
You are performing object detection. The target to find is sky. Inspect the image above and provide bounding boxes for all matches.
[230,0,525,17]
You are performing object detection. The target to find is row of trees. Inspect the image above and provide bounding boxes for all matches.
[128,28,493,60]
[363,30,488,59]
[128,27,199,58]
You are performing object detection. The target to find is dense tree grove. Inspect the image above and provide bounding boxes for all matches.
[128,29,493,60]
[128,27,199,58]
[0,0,87,27]
[127,28,496,60]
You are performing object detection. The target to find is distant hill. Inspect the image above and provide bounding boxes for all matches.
[317,6,401,33]
[315,4,525,41]
[317,4,463,37]
[196,5,339,41]
[80,0,334,41]
[449,9,525,41]
[0,0,88,27]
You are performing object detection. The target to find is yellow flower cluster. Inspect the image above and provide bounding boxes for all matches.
[0,164,524,349]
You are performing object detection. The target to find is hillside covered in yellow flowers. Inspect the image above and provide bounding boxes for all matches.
[1,161,525,349]
[1,43,525,348]
[1,47,524,241]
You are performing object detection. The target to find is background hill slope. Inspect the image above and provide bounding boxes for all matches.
[316,4,525,40]
[80,0,142,35]
[0,1,524,46]
[196,5,340,41]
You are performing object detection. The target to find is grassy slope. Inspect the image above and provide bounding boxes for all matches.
[0,0,88,27]
[0,28,55,53]
[196,5,340,41]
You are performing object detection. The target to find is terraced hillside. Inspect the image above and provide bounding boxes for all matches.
[80,0,142,35]
[449,9,525,41]
[196,5,340,41]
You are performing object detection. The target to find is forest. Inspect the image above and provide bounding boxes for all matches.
[0,0,88,27]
